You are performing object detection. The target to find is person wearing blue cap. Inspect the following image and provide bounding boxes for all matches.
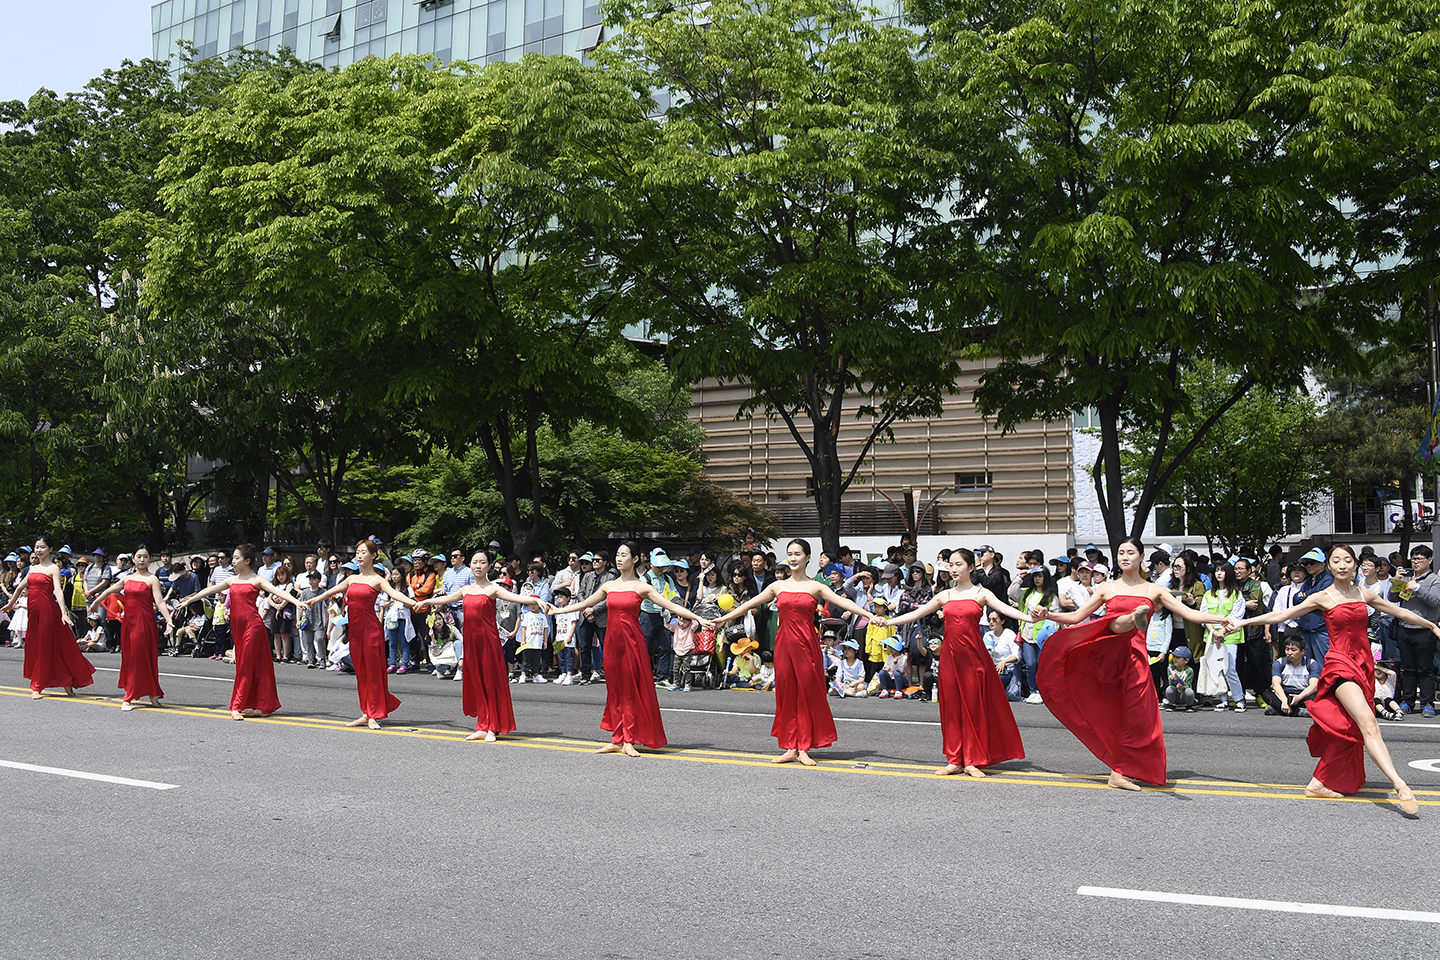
[1292,547,1333,664]
[1163,647,1197,711]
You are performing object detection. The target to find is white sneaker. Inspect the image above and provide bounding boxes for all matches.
[1024,692,1042,704]
[561,674,573,685]
[1214,701,1228,711]
[589,671,603,683]
[514,674,526,684]
[453,670,463,682]
[533,675,548,684]
[1234,701,1246,713]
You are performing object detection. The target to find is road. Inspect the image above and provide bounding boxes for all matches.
[2,647,1438,959]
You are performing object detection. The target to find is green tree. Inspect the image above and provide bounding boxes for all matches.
[914,0,1389,557]
[595,0,968,558]
[140,54,648,559]
[1122,362,1329,554]
[1318,348,1433,555]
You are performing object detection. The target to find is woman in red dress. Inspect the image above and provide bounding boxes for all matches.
[88,545,174,709]
[420,548,542,741]
[310,540,419,729]
[882,549,1034,777]
[713,538,871,766]
[1038,538,1227,790]
[1228,544,1432,816]
[2,534,95,698]
[548,541,709,756]
[176,543,308,720]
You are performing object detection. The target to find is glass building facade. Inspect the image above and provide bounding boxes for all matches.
[151,0,606,71]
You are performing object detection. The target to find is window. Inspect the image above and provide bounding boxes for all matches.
[524,0,561,43]
[1155,505,1186,537]
[954,472,993,492]
[577,23,602,52]
[230,0,247,49]
[1333,495,1372,535]
[283,0,298,31]
[319,12,341,38]
[372,0,388,23]
[1073,406,1098,430]
[487,0,507,54]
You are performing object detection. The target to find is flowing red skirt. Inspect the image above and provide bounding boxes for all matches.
[939,599,1024,768]
[228,583,281,715]
[117,579,164,701]
[600,591,667,749]
[771,592,837,751]
[347,584,400,719]
[22,573,95,693]
[461,592,516,734]
[1037,594,1166,785]
[1306,601,1374,794]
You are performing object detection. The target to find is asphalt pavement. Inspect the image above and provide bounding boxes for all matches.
[1,646,1437,959]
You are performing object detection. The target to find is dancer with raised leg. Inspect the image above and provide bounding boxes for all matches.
[87,545,174,710]
[1038,538,1227,790]
[880,549,1034,777]
[175,544,308,720]
[419,549,543,741]
[546,541,709,756]
[712,538,872,766]
[2,534,94,698]
[310,540,419,729]
[1225,544,1432,816]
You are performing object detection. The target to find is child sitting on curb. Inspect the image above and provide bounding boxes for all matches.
[1164,646,1197,711]
[753,650,776,691]
[831,639,867,697]
[724,637,760,688]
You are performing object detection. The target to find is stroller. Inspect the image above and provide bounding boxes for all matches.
[686,598,724,689]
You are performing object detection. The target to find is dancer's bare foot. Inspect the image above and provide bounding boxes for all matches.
[466,730,489,741]
[148,697,162,706]
[1108,771,1142,791]
[1304,778,1343,800]
[121,701,134,712]
[230,710,245,720]
[772,749,800,764]
[30,691,44,699]
[935,764,961,776]
[64,686,75,696]
[366,718,380,730]
[621,743,642,757]
[1116,605,1152,635]
[485,732,497,742]
[241,709,262,717]
[595,743,624,754]
[1396,786,1420,817]
[346,716,370,727]
[797,751,817,767]
[963,765,987,778]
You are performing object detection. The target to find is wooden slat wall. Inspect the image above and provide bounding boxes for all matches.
[690,358,1074,537]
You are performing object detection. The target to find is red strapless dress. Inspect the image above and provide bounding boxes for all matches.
[600,589,667,749]
[1037,592,1166,785]
[228,582,281,715]
[347,582,400,719]
[770,591,837,751]
[939,598,1025,768]
[1306,601,1375,794]
[117,578,164,701]
[22,572,95,693]
[461,591,516,734]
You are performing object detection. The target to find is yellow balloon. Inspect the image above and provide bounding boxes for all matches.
[717,594,735,611]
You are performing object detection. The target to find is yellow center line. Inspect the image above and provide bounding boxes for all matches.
[3,686,1436,806]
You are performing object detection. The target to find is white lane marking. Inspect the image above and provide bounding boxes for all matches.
[94,667,230,683]
[0,759,179,791]
[662,706,940,727]
[1077,887,1440,924]
[1409,759,1440,773]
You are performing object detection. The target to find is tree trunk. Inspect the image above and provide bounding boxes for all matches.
[811,421,844,559]
[1093,391,1129,559]
[1400,475,1415,557]
[133,485,167,549]
[515,390,546,562]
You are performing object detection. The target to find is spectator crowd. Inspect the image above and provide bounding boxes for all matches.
[3,536,1436,720]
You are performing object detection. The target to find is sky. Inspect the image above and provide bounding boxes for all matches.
[1,1,156,103]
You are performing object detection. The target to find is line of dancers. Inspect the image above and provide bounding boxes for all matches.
[3,533,1433,815]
